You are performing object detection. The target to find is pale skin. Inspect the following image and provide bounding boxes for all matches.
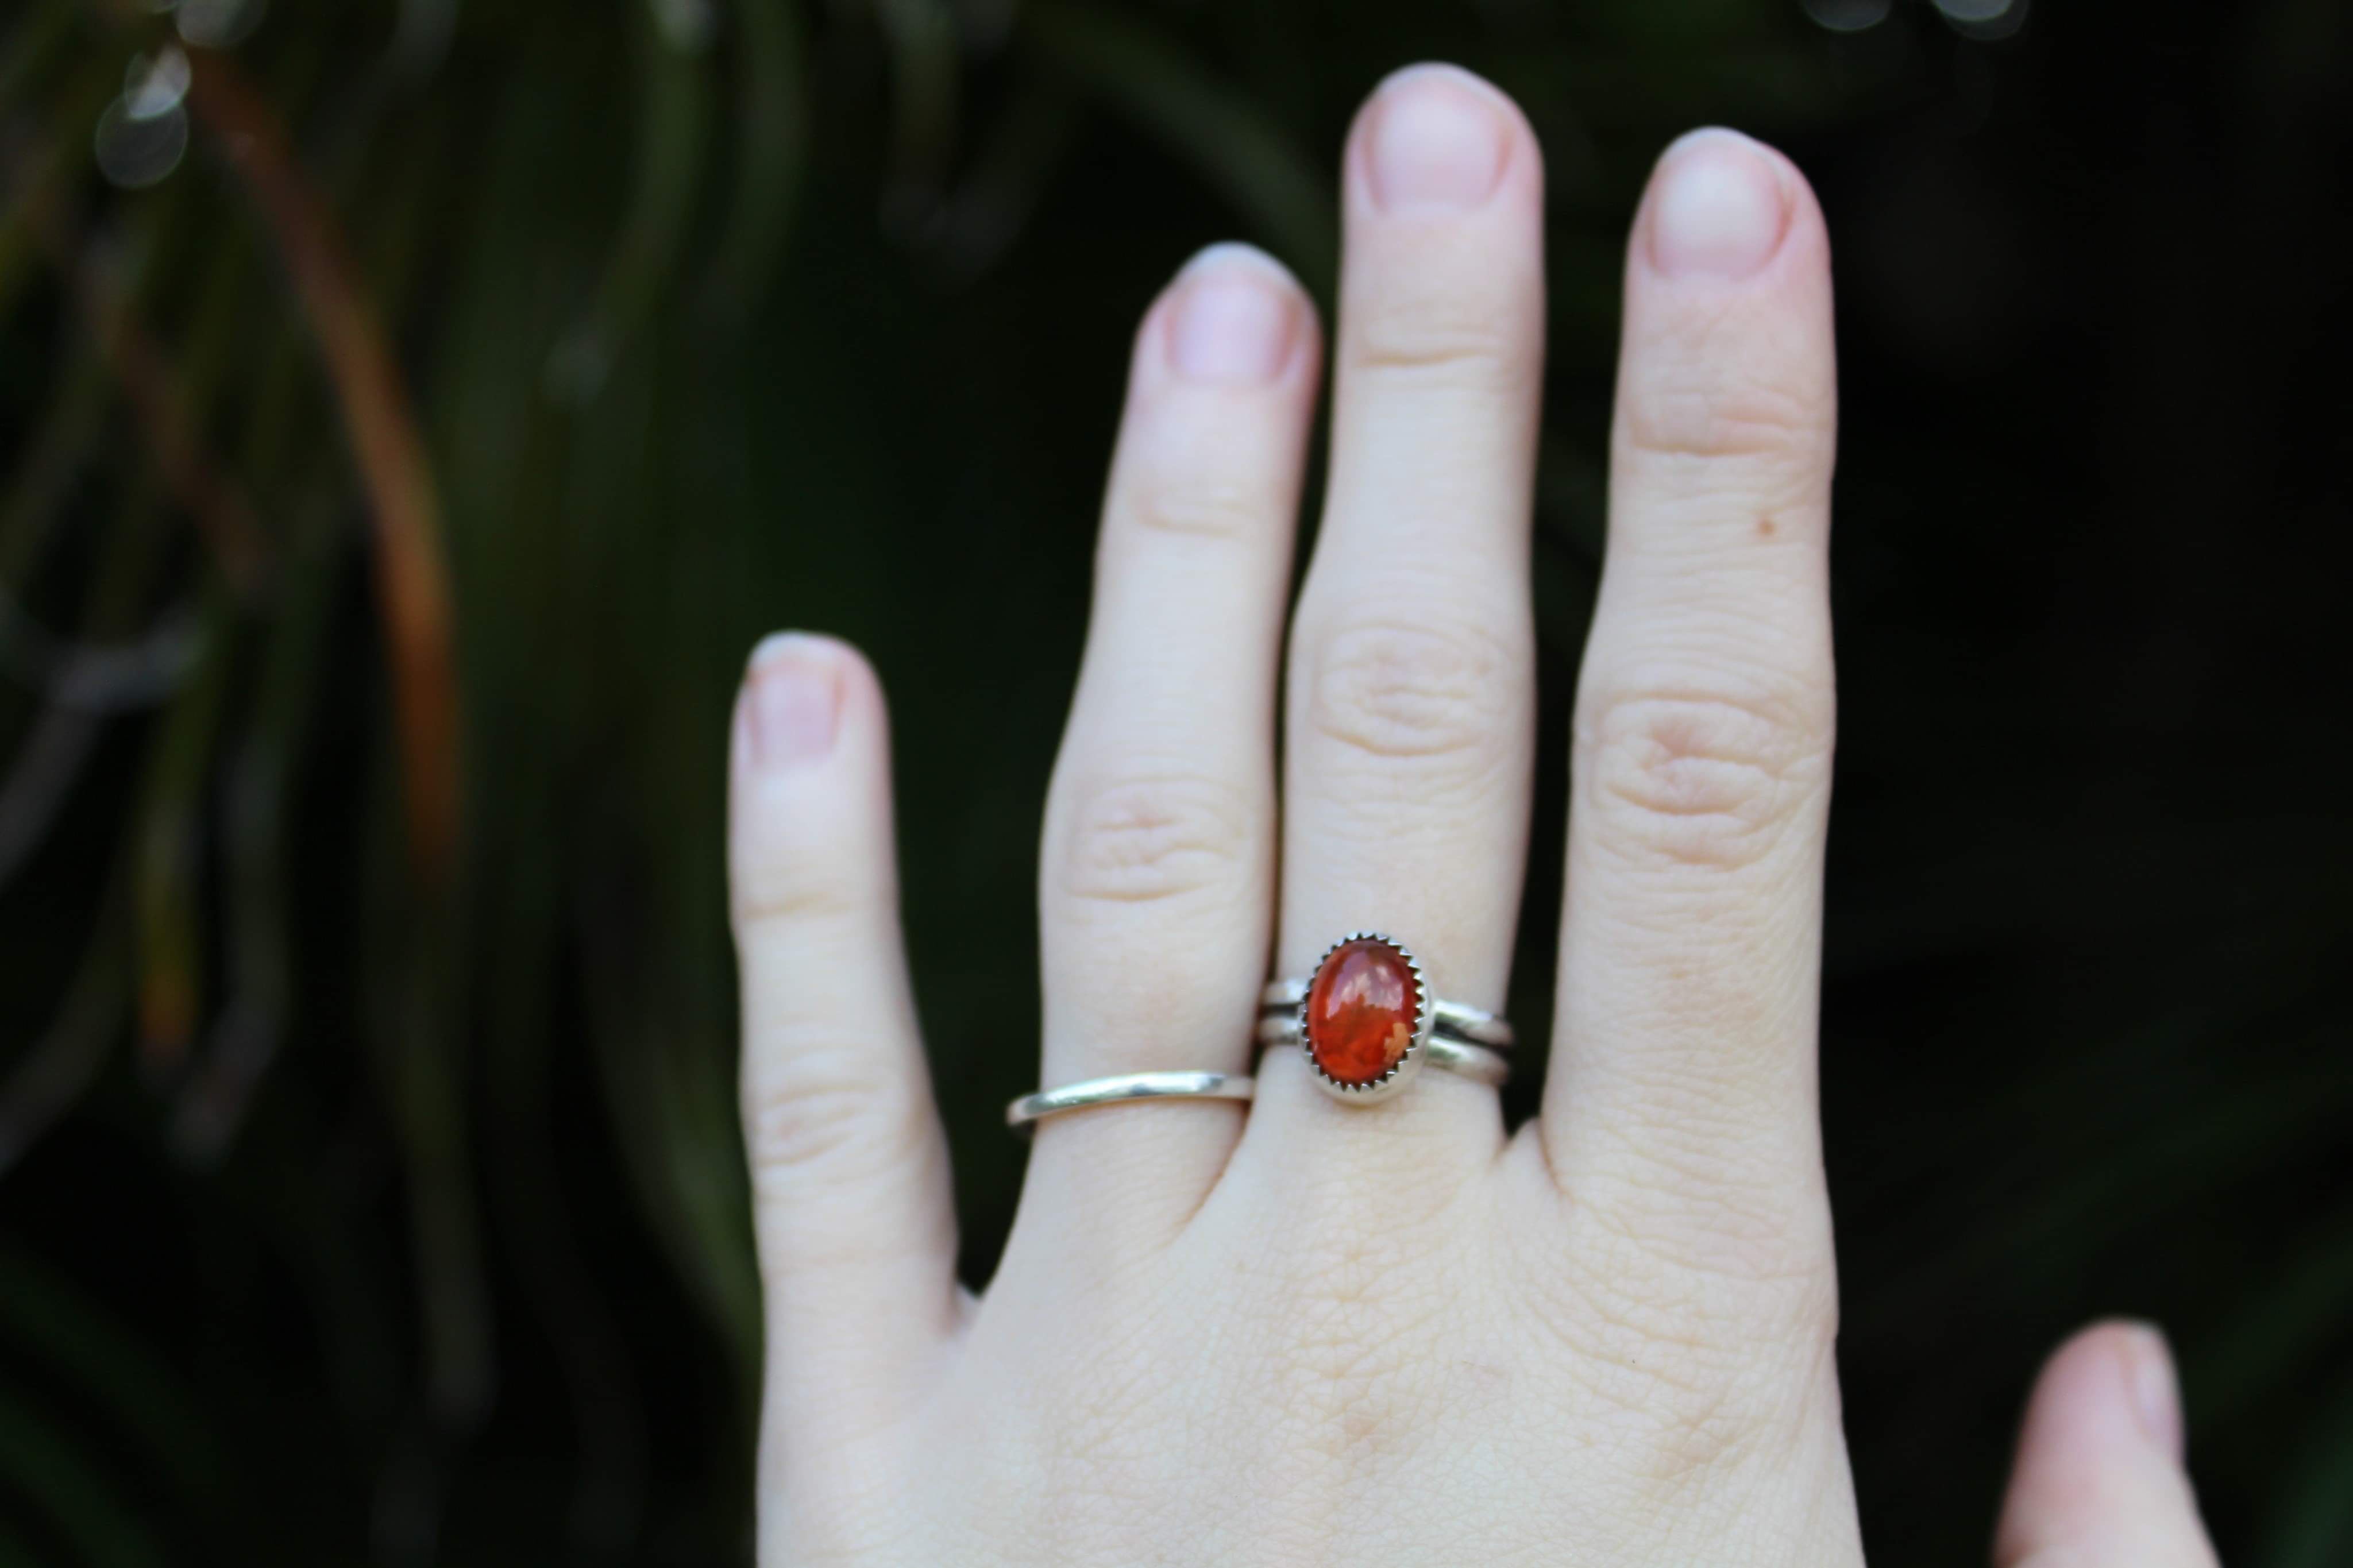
[727,65,2225,1567]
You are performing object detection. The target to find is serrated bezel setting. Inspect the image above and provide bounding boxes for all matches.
[1297,931,1430,1103]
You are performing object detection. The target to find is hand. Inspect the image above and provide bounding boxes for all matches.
[726,65,2222,1566]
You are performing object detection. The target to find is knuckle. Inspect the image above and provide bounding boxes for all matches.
[1618,369,1831,469]
[1124,466,1264,542]
[1055,772,1257,906]
[730,864,862,936]
[743,1044,921,1183]
[1579,681,1831,872]
[1306,617,1517,765]
[1349,289,1530,388]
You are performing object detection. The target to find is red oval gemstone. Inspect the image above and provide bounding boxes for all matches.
[1305,939,1418,1086]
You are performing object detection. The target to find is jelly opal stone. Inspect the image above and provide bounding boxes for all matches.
[1305,939,1418,1085]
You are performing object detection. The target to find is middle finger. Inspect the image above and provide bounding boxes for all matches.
[1250,65,1546,1158]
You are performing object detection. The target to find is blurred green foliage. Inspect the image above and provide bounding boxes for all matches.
[1,0,2349,1563]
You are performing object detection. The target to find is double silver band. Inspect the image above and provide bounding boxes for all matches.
[1004,1069,1253,1134]
[1253,1014,1510,1087]
[1258,978,1515,1049]
[1004,936,1517,1133]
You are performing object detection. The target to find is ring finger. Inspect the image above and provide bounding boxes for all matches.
[1023,244,1321,1238]
[1249,65,1546,1157]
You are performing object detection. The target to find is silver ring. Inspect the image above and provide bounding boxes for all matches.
[1005,1069,1253,1134]
[1267,932,1513,1103]
[1259,978,1514,1049]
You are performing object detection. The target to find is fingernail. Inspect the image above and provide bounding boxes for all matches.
[2120,1322,2185,1461]
[1365,65,1510,214]
[745,633,842,770]
[1167,246,1298,385]
[1646,129,1791,280]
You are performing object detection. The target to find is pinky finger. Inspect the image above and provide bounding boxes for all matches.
[730,635,958,1459]
[1995,1321,2221,1568]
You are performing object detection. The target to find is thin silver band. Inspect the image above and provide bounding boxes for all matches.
[1005,1069,1254,1134]
[1258,978,1515,1049]
[1253,1015,1511,1088]
[1417,1036,1510,1088]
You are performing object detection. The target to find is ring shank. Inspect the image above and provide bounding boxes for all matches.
[1252,1015,1511,1087]
[1421,1036,1510,1087]
[1005,1069,1254,1133]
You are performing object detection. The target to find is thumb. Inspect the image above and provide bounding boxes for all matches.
[1995,1320,2221,1568]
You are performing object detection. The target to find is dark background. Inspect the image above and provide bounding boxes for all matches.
[2,0,2348,1562]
